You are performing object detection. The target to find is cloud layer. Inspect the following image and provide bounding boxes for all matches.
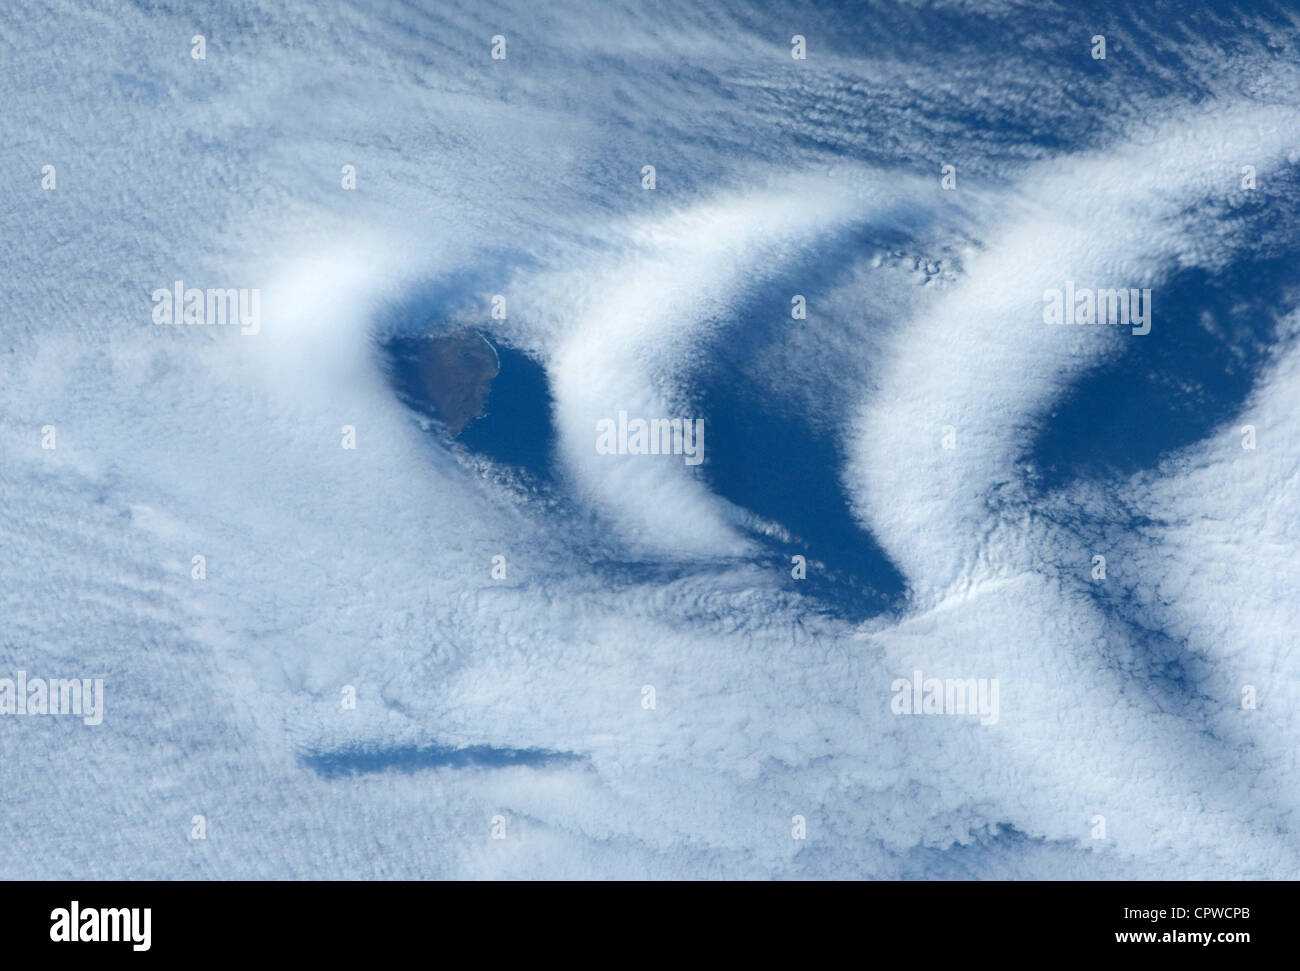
[2,0,1300,878]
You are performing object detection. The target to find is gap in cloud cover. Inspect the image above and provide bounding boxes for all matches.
[371,254,560,479]
[685,221,932,619]
[385,335,558,479]
[1023,167,1300,494]
[458,345,557,475]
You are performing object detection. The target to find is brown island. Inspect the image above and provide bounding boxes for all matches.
[409,331,501,435]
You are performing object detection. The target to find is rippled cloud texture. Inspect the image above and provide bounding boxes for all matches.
[3,0,1300,878]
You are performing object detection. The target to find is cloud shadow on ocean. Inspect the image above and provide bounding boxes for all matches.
[301,743,585,778]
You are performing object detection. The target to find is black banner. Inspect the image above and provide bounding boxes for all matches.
[0,880,1279,957]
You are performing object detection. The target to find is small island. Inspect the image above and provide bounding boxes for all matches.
[403,331,501,435]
